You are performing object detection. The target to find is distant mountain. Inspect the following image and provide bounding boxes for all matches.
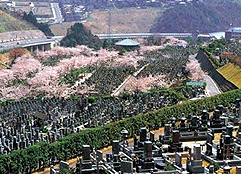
[151,1,241,33]
[0,9,35,33]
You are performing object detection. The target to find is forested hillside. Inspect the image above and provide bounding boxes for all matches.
[151,1,241,33]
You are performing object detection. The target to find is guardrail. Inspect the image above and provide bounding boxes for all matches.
[97,33,193,39]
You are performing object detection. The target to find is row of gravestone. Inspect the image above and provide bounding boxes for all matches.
[138,49,189,79]
[84,65,136,94]
[166,100,241,133]
[0,90,183,154]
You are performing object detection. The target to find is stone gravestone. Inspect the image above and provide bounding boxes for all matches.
[112,140,119,155]
[120,161,133,173]
[175,153,182,167]
[193,146,201,160]
[59,161,69,172]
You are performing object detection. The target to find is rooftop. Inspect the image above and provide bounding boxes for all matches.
[115,39,140,46]
[227,27,241,33]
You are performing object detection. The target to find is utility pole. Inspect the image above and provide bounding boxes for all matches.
[108,7,111,41]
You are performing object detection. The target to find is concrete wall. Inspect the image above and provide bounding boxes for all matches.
[196,49,238,92]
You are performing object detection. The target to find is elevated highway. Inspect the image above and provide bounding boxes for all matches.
[96,33,193,39]
[0,36,64,52]
[0,32,193,52]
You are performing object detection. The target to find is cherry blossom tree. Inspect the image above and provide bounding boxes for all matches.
[11,54,41,79]
[0,69,14,86]
[125,74,168,93]
[0,42,190,101]
[186,59,205,81]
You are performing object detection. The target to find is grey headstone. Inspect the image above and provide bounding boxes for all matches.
[194,146,201,160]
[175,153,182,167]
[140,127,147,142]
[82,145,91,161]
[144,141,152,158]
[60,161,69,172]
[121,161,133,173]
[112,140,119,155]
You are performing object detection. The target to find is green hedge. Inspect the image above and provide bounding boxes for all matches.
[200,47,220,67]
[0,89,241,173]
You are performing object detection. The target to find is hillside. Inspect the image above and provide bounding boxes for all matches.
[218,63,241,88]
[0,9,35,33]
[50,8,163,36]
[84,8,163,34]
[151,1,241,33]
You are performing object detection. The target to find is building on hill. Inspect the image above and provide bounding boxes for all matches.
[115,39,140,51]
[225,27,241,40]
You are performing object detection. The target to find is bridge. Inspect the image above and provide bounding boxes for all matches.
[96,33,193,39]
[0,36,64,52]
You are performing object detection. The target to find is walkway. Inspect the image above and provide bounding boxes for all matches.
[189,54,221,97]
[111,63,149,96]
[204,75,221,96]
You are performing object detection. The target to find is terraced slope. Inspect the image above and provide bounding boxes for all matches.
[0,9,35,33]
[218,63,241,88]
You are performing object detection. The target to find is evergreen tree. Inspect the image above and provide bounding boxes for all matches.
[23,12,53,36]
[60,23,102,50]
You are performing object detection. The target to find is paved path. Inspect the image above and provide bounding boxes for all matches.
[188,54,221,97]
[204,75,221,96]
[111,63,149,96]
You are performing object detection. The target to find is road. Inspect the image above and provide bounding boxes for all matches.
[50,3,63,24]
[188,54,221,97]
[97,33,193,39]
[0,36,64,51]
[204,75,221,96]
[189,54,221,97]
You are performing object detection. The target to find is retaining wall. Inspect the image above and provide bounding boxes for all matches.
[0,30,45,43]
[196,49,238,92]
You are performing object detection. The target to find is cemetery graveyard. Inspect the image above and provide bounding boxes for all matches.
[0,40,215,174]
[50,99,241,174]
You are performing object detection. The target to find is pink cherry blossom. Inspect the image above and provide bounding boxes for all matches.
[0,69,14,85]
[125,74,169,93]
[11,54,41,79]
[186,59,205,81]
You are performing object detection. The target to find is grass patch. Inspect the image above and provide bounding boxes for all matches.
[60,67,88,84]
